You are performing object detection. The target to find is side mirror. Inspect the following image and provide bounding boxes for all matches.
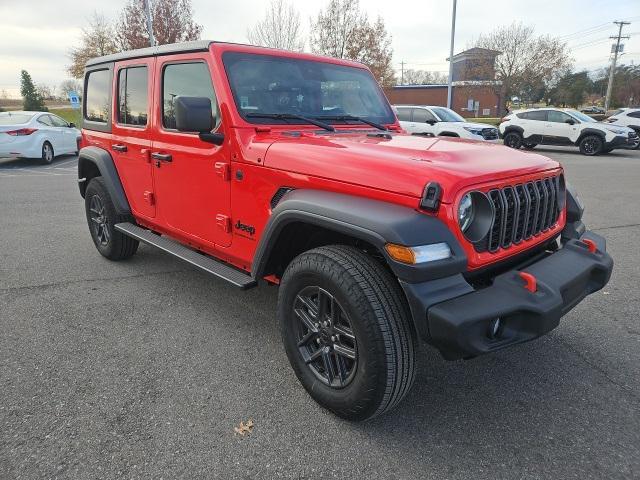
[426,119,437,125]
[565,119,575,125]
[174,96,224,145]
[69,122,76,128]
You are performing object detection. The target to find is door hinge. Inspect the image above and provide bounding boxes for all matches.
[214,162,231,181]
[216,214,231,233]
[143,191,155,206]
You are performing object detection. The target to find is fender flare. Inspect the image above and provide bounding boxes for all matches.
[252,189,468,284]
[437,131,459,137]
[78,146,131,216]
[576,128,606,145]
[503,125,524,136]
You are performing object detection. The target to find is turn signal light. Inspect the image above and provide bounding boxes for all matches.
[385,244,416,264]
[385,242,452,265]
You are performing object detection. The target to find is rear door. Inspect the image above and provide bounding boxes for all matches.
[111,58,156,219]
[520,110,547,142]
[150,55,231,247]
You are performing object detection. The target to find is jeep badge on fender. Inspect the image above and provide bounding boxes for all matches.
[77,40,613,421]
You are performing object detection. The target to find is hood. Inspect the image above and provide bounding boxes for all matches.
[263,132,560,203]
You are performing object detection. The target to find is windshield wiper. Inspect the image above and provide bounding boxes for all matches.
[246,113,335,132]
[315,115,388,131]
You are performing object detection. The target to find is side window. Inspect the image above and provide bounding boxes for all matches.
[85,69,111,123]
[547,111,572,123]
[628,111,640,119]
[162,62,218,130]
[37,115,53,126]
[518,111,546,121]
[396,108,412,121]
[117,66,149,126]
[49,115,68,127]
[412,108,437,123]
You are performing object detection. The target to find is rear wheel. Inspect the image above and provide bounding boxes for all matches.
[503,131,523,149]
[278,245,417,421]
[41,141,54,164]
[579,135,603,156]
[85,177,139,260]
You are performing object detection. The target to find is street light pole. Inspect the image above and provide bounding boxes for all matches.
[144,0,156,47]
[446,0,457,109]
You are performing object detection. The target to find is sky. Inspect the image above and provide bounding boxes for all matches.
[1,0,639,97]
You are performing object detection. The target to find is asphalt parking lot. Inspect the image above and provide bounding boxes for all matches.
[1,146,639,479]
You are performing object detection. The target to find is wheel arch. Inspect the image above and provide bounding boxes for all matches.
[78,146,131,216]
[438,131,459,137]
[576,128,606,146]
[252,189,467,284]
[503,125,524,136]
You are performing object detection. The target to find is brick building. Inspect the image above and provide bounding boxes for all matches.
[385,48,504,118]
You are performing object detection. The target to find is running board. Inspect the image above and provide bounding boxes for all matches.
[115,222,257,289]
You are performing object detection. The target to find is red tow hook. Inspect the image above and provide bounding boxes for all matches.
[518,271,537,293]
[582,238,597,254]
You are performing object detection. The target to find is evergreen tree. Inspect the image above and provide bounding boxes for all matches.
[20,70,47,111]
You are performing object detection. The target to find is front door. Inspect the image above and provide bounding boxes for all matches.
[544,110,579,145]
[111,58,156,219]
[151,56,231,247]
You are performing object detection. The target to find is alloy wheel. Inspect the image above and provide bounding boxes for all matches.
[89,195,110,245]
[43,143,53,162]
[293,286,357,388]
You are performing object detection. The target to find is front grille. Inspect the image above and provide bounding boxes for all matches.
[478,175,563,253]
[481,128,499,140]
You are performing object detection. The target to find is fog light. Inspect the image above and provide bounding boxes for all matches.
[487,317,502,339]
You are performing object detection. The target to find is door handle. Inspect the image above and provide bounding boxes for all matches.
[112,144,127,152]
[151,152,172,162]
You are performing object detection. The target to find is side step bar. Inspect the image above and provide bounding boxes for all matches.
[115,222,257,289]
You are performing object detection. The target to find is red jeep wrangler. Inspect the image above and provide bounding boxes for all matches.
[78,41,613,421]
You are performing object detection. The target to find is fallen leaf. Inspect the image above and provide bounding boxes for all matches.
[234,419,254,436]
[603,291,610,295]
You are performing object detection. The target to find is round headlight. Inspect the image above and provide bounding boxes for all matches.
[458,193,474,232]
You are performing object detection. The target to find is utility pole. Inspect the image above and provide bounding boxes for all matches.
[446,0,457,109]
[400,61,405,85]
[144,0,156,47]
[604,21,630,111]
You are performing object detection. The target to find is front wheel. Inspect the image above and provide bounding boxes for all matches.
[277,245,417,421]
[503,131,523,149]
[579,135,603,156]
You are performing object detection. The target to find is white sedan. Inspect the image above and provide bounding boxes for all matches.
[0,111,81,163]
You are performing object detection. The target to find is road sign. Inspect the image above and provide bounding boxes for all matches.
[68,91,80,110]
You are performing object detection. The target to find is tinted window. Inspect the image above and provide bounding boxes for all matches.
[117,66,148,126]
[412,108,437,123]
[0,112,34,125]
[85,69,111,123]
[222,52,395,126]
[518,111,547,121]
[396,108,412,121]
[49,115,68,127]
[547,110,573,123]
[162,62,217,129]
[431,107,464,122]
[629,110,640,118]
[37,115,54,126]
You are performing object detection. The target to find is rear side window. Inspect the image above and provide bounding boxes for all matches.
[37,115,54,126]
[162,62,217,129]
[117,66,148,126]
[518,111,547,121]
[396,108,412,121]
[85,69,111,123]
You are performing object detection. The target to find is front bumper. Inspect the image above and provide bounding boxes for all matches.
[402,230,613,360]
[605,133,637,149]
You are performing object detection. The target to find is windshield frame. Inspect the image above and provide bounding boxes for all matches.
[221,51,396,127]
[430,107,465,123]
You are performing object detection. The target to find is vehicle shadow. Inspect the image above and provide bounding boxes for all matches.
[0,153,78,169]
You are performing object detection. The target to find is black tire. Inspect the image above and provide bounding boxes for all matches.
[579,135,603,156]
[630,130,640,150]
[503,131,523,149]
[278,245,417,421]
[84,177,139,260]
[41,141,54,164]
[522,142,537,150]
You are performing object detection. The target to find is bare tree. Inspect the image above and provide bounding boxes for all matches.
[247,0,304,51]
[402,69,447,85]
[310,0,395,86]
[59,79,83,99]
[474,22,572,103]
[115,0,202,51]
[68,13,118,79]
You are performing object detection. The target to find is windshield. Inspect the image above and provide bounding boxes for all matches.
[222,52,395,126]
[567,110,596,123]
[430,107,465,122]
[0,112,34,125]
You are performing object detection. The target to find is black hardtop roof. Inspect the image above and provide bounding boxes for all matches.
[85,40,214,67]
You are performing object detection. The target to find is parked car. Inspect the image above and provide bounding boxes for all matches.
[604,107,640,149]
[580,106,605,114]
[78,41,613,421]
[0,111,81,163]
[499,107,637,155]
[395,105,499,141]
